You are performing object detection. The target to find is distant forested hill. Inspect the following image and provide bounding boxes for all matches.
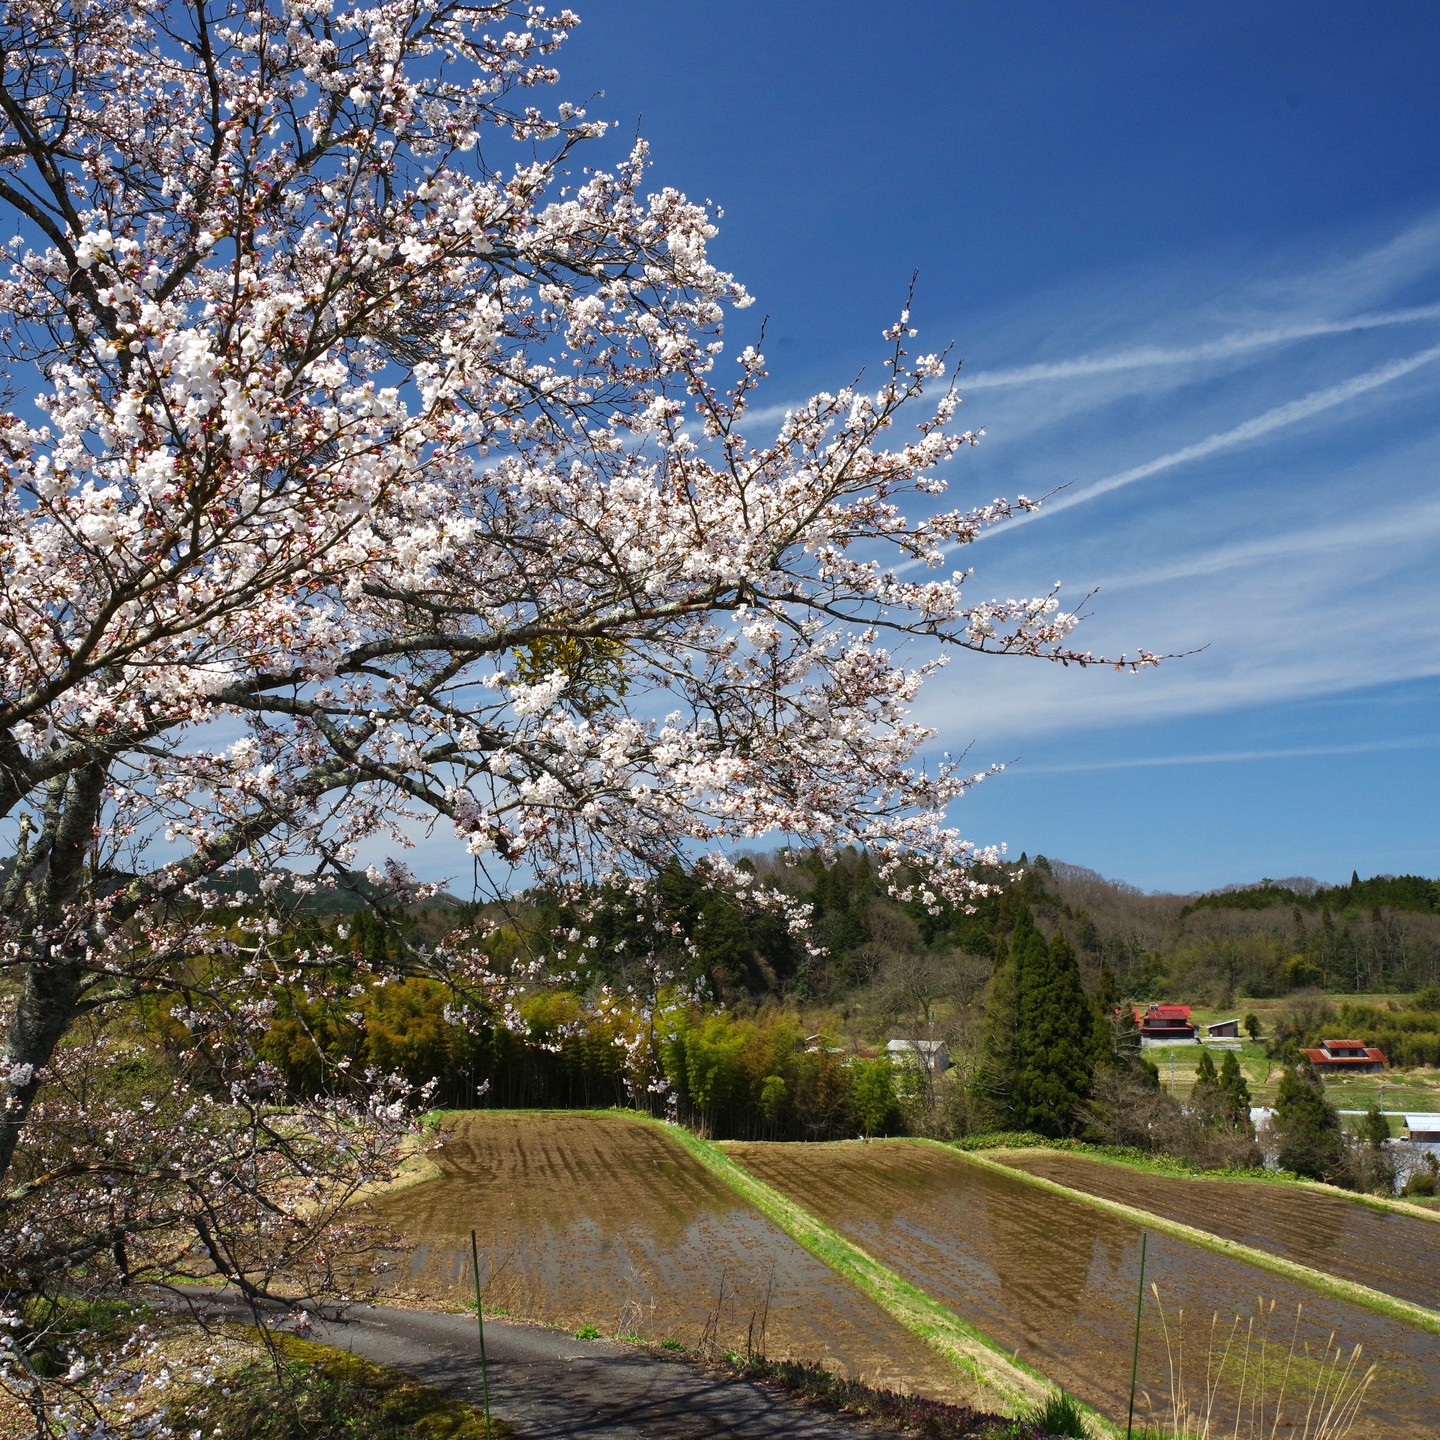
[167,852,1440,1004]
[520,852,1440,1006]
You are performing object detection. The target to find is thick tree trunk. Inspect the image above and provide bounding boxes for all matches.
[0,954,83,1186]
[0,763,106,1190]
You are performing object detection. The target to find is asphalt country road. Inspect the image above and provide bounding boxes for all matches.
[180,1295,891,1439]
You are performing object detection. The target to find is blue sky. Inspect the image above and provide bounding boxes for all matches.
[545,2,1440,895]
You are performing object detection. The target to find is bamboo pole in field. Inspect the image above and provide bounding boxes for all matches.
[471,1228,492,1433]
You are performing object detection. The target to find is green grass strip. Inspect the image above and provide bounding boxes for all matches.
[629,1116,1115,1435]
[968,1134,1440,1224]
[956,1145,1440,1338]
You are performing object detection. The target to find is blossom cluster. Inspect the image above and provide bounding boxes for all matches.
[0,2,1156,1424]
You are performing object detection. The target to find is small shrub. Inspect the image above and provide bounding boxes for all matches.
[573,1324,600,1340]
[16,1297,147,1378]
[1403,1167,1437,1197]
[951,1130,1052,1152]
[1023,1388,1090,1437]
[660,1338,685,1352]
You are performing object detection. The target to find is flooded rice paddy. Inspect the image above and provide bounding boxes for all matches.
[368,1112,976,1403]
[1000,1149,1440,1313]
[725,1139,1440,1439]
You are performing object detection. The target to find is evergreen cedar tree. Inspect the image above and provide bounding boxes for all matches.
[1272,1061,1345,1182]
[1188,1047,1253,1137]
[1217,1050,1252,1129]
[0,0,1162,1413]
[1189,1046,1220,1124]
[1358,1104,1391,1150]
[978,904,1105,1137]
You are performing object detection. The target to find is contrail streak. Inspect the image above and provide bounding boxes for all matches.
[962,304,1440,390]
[1013,735,1440,776]
[1032,341,1440,522]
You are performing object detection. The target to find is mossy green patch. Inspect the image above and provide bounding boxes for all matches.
[168,1330,509,1439]
[955,1132,1280,1183]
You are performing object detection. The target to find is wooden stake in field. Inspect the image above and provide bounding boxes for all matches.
[471,1228,493,1434]
[1127,1229,1147,1440]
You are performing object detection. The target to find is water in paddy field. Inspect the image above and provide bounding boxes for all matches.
[1002,1150,1440,1311]
[726,1140,1440,1439]
[364,1112,981,1406]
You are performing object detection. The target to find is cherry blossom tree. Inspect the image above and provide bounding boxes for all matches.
[0,0,1154,1423]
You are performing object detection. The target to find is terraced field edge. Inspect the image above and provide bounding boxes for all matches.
[630,1116,1113,1432]
[971,1136,1440,1225]
[960,1144,1440,1337]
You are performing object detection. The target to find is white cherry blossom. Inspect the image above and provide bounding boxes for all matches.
[0,2,1158,1423]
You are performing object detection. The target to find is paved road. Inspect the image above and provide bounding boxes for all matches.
[178,1294,887,1439]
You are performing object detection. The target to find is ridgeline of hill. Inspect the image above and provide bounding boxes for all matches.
[187,851,1440,1005]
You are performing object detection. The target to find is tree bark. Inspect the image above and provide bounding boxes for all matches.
[0,763,105,1188]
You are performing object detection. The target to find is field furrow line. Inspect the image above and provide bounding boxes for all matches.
[636,1118,1114,1432]
[958,1146,1440,1337]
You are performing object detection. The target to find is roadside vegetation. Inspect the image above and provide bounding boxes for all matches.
[1136,1291,1375,1440]
[166,1332,509,1440]
[0,1302,504,1440]
[725,1354,1072,1439]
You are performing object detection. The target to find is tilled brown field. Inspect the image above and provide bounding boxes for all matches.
[725,1139,1440,1439]
[999,1150,1440,1312]
[367,1112,976,1403]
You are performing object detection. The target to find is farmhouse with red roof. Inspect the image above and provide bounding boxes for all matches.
[1134,1003,1197,1041]
[1302,1039,1388,1074]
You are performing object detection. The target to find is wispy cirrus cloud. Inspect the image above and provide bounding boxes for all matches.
[710,215,1440,761]
[1010,735,1440,777]
[939,210,1440,464]
[917,516,1440,743]
[1258,210,1440,316]
[998,339,1440,528]
[1098,494,1440,593]
[713,217,1440,475]
[961,304,1440,391]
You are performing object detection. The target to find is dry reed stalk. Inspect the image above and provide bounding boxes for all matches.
[1147,1287,1376,1440]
